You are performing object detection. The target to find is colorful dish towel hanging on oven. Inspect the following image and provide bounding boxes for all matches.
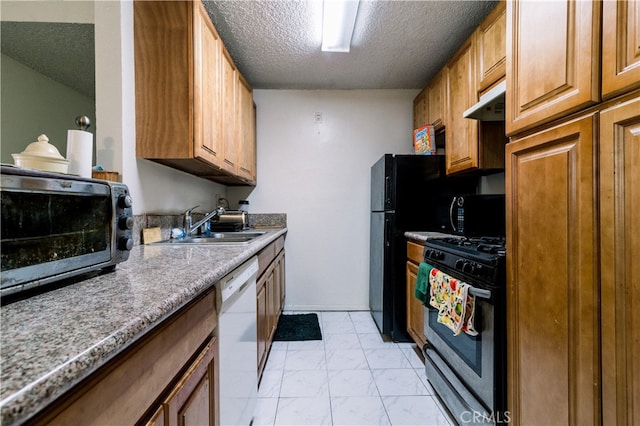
[427,264,478,336]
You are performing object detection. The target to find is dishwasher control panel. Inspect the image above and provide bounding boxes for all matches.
[219,257,259,303]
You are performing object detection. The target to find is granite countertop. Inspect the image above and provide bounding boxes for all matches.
[0,228,287,425]
[404,231,457,243]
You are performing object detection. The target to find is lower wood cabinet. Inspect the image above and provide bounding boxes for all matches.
[406,241,426,348]
[257,236,286,380]
[150,338,219,426]
[32,289,218,425]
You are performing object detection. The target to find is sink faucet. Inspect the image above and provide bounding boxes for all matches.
[183,205,226,237]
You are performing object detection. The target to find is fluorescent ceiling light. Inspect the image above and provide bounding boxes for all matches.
[321,0,360,52]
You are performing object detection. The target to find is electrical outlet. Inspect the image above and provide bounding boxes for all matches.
[314,111,323,124]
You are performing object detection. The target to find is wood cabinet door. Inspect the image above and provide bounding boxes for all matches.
[266,266,277,341]
[446,36,479,174]
[165,338,218,426]
[273,251,284,315]
[193,2,223,167]
[236,74,256,183]
[271,257,281,324]
[506,114,599,425]
[506,0,600,136]
[146,406,165,426]
[413,88,428,130]
[278,251,286,308]
[602,0,640,99]
[600,95,640,426]
[257,277,268,376]
[476,0,506,92]
[406,261,425,348]
[134,1,191,159]
[221,46,237,174]
[427,68,447,131]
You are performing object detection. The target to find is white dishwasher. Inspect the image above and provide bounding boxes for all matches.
[217,257,258,426]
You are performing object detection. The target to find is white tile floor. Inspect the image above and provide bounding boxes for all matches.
[253,311,454,426]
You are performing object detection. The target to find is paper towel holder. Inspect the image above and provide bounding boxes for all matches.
[75,115,91,131]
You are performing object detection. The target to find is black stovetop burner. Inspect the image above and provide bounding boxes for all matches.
[423,236,506,287]
[434,236,506,256]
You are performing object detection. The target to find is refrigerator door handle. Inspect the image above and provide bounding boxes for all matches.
[385,218,391,247]
[385,176,391,206]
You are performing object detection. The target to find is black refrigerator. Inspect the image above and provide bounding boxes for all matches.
[369,154,478,341]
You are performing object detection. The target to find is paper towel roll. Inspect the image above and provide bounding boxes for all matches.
[66,129,93,177]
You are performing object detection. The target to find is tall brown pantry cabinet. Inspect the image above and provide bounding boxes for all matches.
[505,0,639,424]
[506,114,599,425]
[599,96,640,426]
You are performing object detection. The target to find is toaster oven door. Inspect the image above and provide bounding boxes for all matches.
[1,183,113,293]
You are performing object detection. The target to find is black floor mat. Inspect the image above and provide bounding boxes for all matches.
[273,313,322,341]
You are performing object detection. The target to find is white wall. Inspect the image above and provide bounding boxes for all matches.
[229,90,418,311]
[0,54,96,164]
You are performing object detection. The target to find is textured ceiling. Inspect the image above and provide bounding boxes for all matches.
[202,0,498,90]
[0,0,498,96]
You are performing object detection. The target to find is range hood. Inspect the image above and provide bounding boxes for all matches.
[463,80,506,121]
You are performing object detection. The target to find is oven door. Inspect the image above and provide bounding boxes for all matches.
[1,181,113,294]
[425,295,495,405]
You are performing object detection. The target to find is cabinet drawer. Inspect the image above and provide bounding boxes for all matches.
[275,235,285,254]
[407,241,424,264]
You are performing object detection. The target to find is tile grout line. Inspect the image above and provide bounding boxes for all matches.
[265,310,451,425]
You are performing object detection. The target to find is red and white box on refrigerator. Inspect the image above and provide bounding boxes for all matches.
[413,125,436,155]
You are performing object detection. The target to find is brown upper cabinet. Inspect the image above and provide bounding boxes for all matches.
[134,1,256,186]
[413,68,446,132]
[413,88,428,130]
[413,1,506,175]
[220,45,238,176]
[505,0,600,136]
[445,36,479,174]
[427,68,448,132]
[236,74,257,183]
[475,1,506,93]
[601,0,640,99]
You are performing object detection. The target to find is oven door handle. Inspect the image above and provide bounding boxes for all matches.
[469,286,491,300]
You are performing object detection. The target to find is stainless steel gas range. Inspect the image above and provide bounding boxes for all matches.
[422,236,508,425]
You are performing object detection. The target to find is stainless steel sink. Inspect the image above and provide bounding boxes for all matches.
[155,231,266,245]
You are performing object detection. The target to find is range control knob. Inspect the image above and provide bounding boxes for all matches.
[455,259,465,270]
[118,216,134,230]
[463,262,474,273]
[118,194,133,209]
[436,251,445,260]
[118,237,134,251]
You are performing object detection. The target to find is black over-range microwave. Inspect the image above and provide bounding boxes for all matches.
[1,165,134,300]
[434,194,506,237]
